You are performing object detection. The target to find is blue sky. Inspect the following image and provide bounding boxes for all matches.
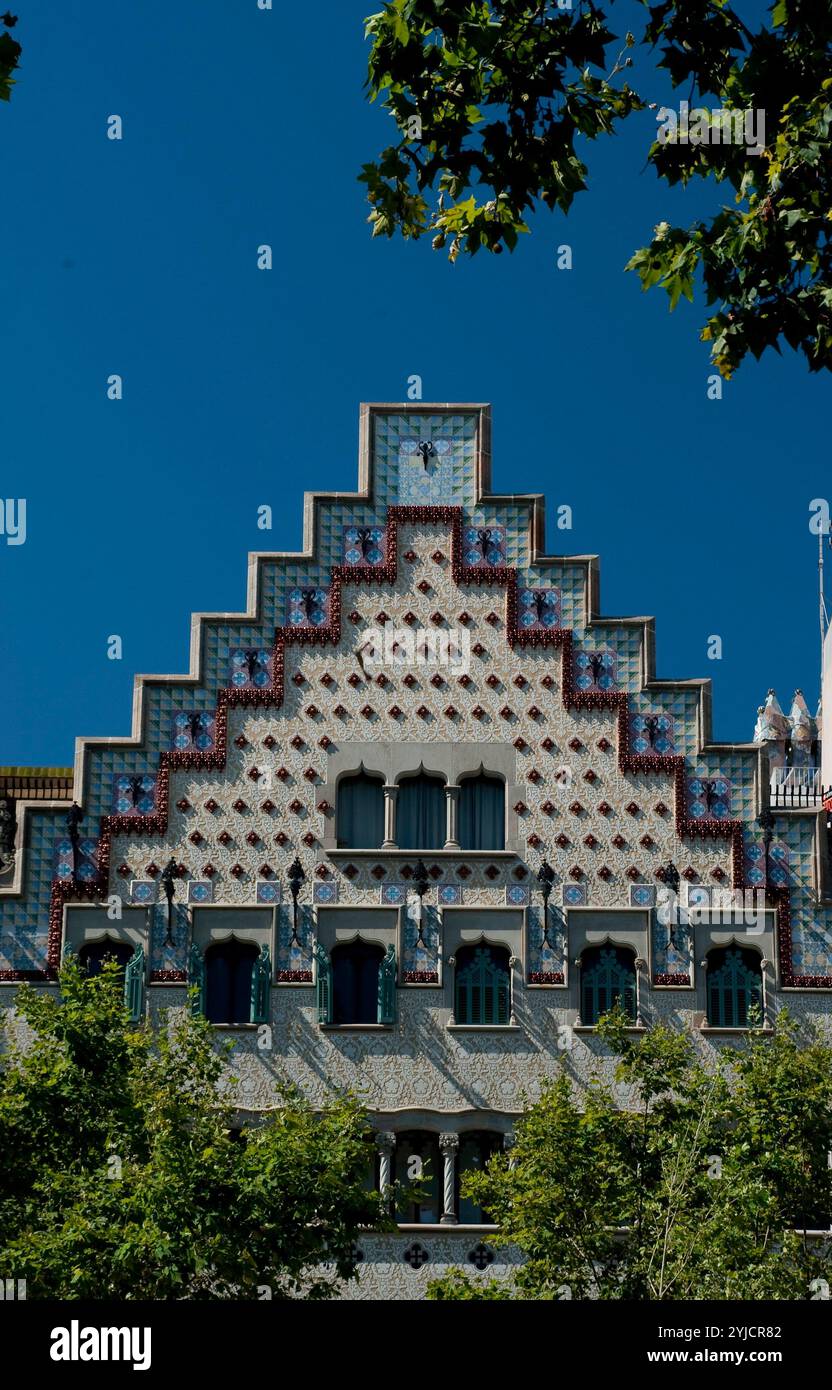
[1,0,829,765]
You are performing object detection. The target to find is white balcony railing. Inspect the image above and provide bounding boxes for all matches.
[770,766,823,807]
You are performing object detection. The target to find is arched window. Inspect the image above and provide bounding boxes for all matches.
[78,939,134,977]
[706,947,763,1027]
[454,944,511,1026]
[337,771,384,849]
[205,939,259,1024]
[396,773,445,850]
[580,946,636,1026]
[332,939,385,1024]
[458,774,505,851]
[458,1132,502,1224]
[394,1131,441,1223]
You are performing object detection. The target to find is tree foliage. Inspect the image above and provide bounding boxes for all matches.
[0,959,386,1299]
[0,12,20,103]
[361,0,832,376]
[428,1007,832,1300]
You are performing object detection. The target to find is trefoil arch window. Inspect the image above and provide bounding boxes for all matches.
[580,946,637,1026]
[454,943,511,1026]
[706,947,763,1027]
[316,939,397,1026]
[190,938,271,1025]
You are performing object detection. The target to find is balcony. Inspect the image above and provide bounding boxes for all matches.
[770,766,824,808]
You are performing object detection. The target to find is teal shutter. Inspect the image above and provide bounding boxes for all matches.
[455,947,511,1024]
[707,949,762,1026]
[123,944,145,1023]
[581,948,637,1026]
[377,943,397,1024]
[251,944,272,1023]
[188,942,206,1017]
[315,942,333,1024]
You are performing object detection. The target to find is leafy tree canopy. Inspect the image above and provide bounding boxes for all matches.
[0,959,386,1299]
[428,1006,832,1300]
[0,12,20,103]
[361,0,832,377]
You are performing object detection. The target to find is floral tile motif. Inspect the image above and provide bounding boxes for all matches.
[112,774,157,815]
[630,713,675,756]
[630,884,656,907]
[687,775,731,819]
[561,882,586,907]
[229,647,271,689]
[438,884,462,905]
[131,879,158,904]
[313,881,339,904]
[256,881,282,904]
[575,649,618,692]
[397,437,454,505]
[171,712,216,751]
[53,836,98,881]
[505,884,530,906]
[381,883,406,905]
[187,880,214,904]
[344,525,386,566]
[744,839,789,888]
[518,588,561,631]
[287,587,329,628]
[463,525,506,567]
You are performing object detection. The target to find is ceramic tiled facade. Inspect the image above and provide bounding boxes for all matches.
[4,403,832,1299]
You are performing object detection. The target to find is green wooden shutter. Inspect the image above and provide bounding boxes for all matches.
[124,944,145,1023]
[377,943,397,1025]
[251,944,272,1023]
[188,942,206,1017]
[315,941,333,1024]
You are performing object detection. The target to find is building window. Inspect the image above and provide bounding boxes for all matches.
[189,939,271,1025]
[396,773,445,850]
[580,946,637,1026]
[458,1132,502,1223]
[395,1132,441,1223]
[454,944,511,1025]
[336,771,384,849]
[458,774,505,851]
[78,938,145,1023]
[78,939,134,976]
[706,947,762,1027]
[205,940,259,1024]
[316,939,398,1026]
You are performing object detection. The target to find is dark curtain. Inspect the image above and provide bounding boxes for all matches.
[337,773,385,848]
[205,940,258,1023]
[458,774,505,851]
[397,775,445,849]
[332,940,384,1024]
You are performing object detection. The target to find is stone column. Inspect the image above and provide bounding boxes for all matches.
[439,1132,460,1225]
[444,785,460,850]
[377,1131,396,1203]
[382,785,398,849]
